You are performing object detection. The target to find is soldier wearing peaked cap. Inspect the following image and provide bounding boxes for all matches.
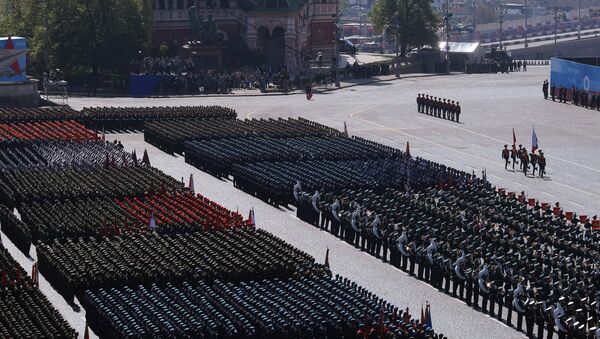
[538,150,546,178]
[502,145,510,170]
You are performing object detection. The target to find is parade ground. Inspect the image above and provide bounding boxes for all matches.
[4,65,595,339]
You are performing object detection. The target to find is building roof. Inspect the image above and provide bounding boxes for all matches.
[438,41,480,53]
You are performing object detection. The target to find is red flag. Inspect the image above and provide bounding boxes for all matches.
[512,128,517,151]
[84,322,90,339]
[420,303,425,328]
[405,141,411,158]
[324,247,330,268]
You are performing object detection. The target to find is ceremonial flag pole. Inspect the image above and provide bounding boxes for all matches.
[425,301,432,329]
[532,126,539,153]
[512,128,517,151]
[148,212,157,231]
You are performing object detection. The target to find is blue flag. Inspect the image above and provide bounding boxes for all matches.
[149,212,157,231]
[425,302,432,329]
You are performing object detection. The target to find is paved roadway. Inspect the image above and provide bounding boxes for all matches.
[11,65,599,339]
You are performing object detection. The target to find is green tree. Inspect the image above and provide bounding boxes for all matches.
[369,0,439,56]
[0,0,152,79]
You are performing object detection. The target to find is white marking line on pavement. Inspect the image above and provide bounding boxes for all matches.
[567,200,585,208]
[349,104,387,118]
[351,128,396,132]
[564,172,578,179]
[414,115,600,174]
[353,110,600,201]
[245,108,265,119]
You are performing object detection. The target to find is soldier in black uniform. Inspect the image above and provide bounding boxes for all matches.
[550,83,556,101]
[502,145,510,170]
[543,80,549,99]
[455,102,461,123]
[425,95,431,114]
[520,150,529,176]
[417,94,423,113]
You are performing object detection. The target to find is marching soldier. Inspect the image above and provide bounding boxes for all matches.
[502,145,510,170]
[453,250,466,299]
[520,149,529,176]
[510,146,519,170]
[529,151,538,176]
[551,83,556,101]
[417,94,423,113]
[543,80,549,99]
[538,150,546,178]
[455,102,461,123]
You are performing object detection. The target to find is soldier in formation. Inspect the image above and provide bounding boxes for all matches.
[503,145,547,178]
[295,177,600,339]
[417,94,461,123]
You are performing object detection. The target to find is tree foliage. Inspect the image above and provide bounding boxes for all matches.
[0,0,152,77]
[369,0,440,56]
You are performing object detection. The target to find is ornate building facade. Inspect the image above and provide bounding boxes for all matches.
[151,0,337,72]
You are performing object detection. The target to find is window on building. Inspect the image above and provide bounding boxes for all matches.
[177,0,184,9]
[187,0,194,8]
[168,0,174,9]
[159,0,165,10]
[220,0,229,8]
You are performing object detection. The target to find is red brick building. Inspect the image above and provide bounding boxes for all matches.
[151,0,337,71]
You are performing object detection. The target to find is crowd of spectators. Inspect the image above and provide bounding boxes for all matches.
[130,56,293,94]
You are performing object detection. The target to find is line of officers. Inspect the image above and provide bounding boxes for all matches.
[416,94,461,123]
[502,145,547,177]
[295,190,600,339]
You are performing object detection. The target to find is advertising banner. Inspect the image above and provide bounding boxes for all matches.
[0,36,28,82]
[550,57,600,93]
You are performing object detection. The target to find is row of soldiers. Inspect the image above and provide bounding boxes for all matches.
[295,182,600,339]
[502,145,547,178]
[543,81,600,110]
[416,94,461,123]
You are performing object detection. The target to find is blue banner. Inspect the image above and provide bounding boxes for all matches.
[129,75,160,96]
[0,36,28,82]
[550,57,600,93]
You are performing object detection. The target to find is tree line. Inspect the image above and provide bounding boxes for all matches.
[0,0,152,81]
